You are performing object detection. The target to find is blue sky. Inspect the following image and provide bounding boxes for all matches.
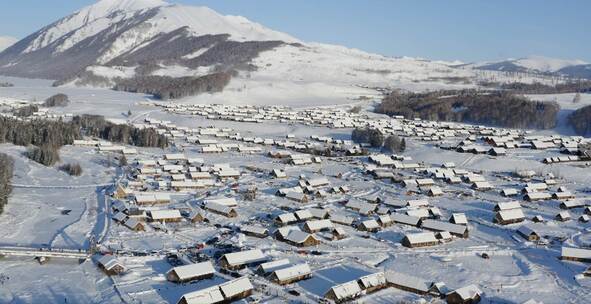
[1,0,589,62]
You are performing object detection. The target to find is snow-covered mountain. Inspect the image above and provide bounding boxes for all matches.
[0,0,298,80]
[0,0,567,103]
[465,55,591,79]
[0,36,17,52]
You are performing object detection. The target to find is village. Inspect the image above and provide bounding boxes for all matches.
[0,98,580,303]
[0,93,591,303]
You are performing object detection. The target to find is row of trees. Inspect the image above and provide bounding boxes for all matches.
[113,72,232,100]
[0,153,14,214]
[376,90,560,129]
[498,81,591,94]
[0,116,80,148]
[0,82,13,87]
[0,114,168,166]
[73,115,168,148]
[569,105,591,136]
[351,128,406,152]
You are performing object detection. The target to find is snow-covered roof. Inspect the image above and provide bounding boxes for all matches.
[421,219,468,236]
[97,255,124,271]
[219,277,254,298]
[496,209,525,221]
[390,213,421,226]
[205,202,235,215]
[561,247,591,259]
[205,197,238,207]
[448,284,482,300]
[358,272,386,289]
[149,209,182,220]
[241,225,268,236]
[309,208,329,219]
[221,249,266,267]
[517,225,538,237]
[326,280,362,300]
[329,213,355,225]
[451,213,468,224]
[495,201,521,211]
[404,232,438,244]
[385,271,430,293]
[168,261,215,281]
[179,285,225,304]
[285,230,317,244]
[360,219,380,229]
[272,263,311,281]
[277,213,298,223]
[294,209,313,220]
[258,259,291,274]
[304,219,333,231]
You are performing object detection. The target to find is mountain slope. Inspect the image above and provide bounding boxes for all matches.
[0,0,559,103]
[0,0,297,81]
[466,55,590,79]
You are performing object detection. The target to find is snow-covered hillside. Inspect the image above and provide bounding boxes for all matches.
[0,36,17,52]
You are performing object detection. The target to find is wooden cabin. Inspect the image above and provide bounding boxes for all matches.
[97,255,126,276]
[148,209,183,223]
[402,232,439,248]
[166,261,215,283]
[493,209,525,225]
[219,249,267,270]
[268,263,312,285]
[561,247,591,263]
[241,225,269,238]
[324,281,363,303]
[358,272,387,294]
[446,284,482,304]
[358,219,381,232]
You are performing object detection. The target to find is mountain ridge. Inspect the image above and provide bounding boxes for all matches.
[460,55,591,79]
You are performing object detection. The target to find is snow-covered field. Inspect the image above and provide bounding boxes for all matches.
[0,76,590,304]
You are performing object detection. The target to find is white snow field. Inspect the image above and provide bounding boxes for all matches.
[0,74,590,304]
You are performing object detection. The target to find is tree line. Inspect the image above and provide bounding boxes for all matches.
[352,128,406,153]
[376,89,560,129]
[73,115,168,148]
[0,153,14,214]
[498,81,591,94]
[113,72,232,100]
[0,114,168,166]
[569,105,591,136]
